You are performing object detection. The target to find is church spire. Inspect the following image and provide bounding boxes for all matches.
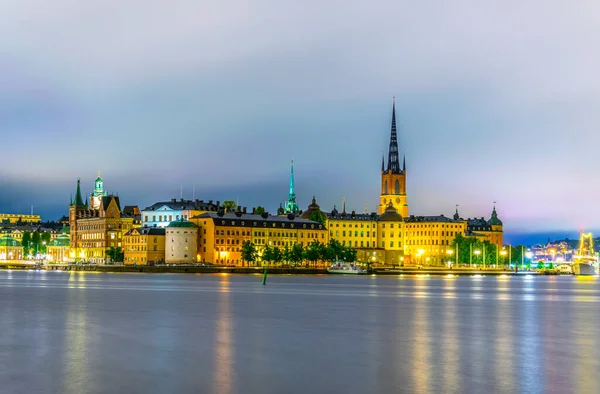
[74,178,84,207]
[381,155,385,172]
[387,97,401,174]
[453,204,460,221]
[403,153,406,172]
[283,159,300,214]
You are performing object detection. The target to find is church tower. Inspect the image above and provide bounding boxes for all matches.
[379,98,408,217]
[90,171,107,210]
[284,160,300,215]
[69,178,86,254]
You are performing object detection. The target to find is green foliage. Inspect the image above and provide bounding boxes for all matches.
[342,247,357,263]
[537,261,545,270]
[21,231,31,256]
[31,231,41,253]
[254,206,266,216]
[289,243,304,265]
[106,247,124,263]
[308,210,327,226]
[222,200,237,213]
[262,245,273,265]
[41,232,51,253]
[272,247,283,265]
[303,240,323,265]
[241,241,257,266]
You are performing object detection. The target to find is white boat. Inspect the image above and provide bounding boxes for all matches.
[573,262,598,276]
[327,262,367,275]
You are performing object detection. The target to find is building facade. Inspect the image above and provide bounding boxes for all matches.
[0,234,23,260]
[69,177,138,263]
[0,213,41,224]
[141,199,220,228]
[123,227,166,265]
[165,219,198,264]
[191,212,327,266]
[47,231,70,263]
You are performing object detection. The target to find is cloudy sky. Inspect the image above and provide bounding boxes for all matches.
[1,1,599,242]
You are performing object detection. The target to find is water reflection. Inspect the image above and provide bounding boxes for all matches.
[61,273,89,394]
[442,279,460,393]
[411,294,430,392]
[212,275,234,394]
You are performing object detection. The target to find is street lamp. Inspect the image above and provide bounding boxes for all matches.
[474,249,481,268]
[446,249,453,268]
[500,249,507,269]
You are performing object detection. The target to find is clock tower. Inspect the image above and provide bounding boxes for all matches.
[379,98,408,217]
[90,171,107,210]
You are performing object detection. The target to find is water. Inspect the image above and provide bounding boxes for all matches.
[0,271,599,394]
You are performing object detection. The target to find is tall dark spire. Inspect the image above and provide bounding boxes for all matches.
[387,97,401,174]
[381,155,385,172]
[284,159,300,214]
[403,153,406,172]
[74,178,84,207]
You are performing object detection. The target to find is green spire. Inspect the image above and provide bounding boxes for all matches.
[74,178,84,206]
[284,159,300,214]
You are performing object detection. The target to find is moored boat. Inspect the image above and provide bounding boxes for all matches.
[327,262,367,275]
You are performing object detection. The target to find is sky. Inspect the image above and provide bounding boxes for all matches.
[1,1,599,244]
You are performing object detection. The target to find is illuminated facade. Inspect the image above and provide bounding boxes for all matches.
[165,219,198,264]
[0,234,23,260]
[325,100,504,266]
[47,231,70,263]
[123,227,166,265]
[90,171,108,210]
[69,177,138,263]
[192,212,327,266]
[0,213,41,224]
[141,199,220,228]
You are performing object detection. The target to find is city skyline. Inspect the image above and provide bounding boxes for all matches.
[2,1,600,244]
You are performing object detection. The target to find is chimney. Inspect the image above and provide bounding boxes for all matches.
[252,208,256,214]
[209,200,213,204]
[243,207,247,214]
[216,200,220,207]
[171,198,176,203]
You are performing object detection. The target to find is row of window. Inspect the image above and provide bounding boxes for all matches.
[144,214,188,222]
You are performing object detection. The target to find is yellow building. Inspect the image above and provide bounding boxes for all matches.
[47,232,70,263]
[192,211,328,266]
[0,213,41,224]
[0,234,23,260]
[325,100,504,267]
[69,177,138,263]
[123,227,166,265]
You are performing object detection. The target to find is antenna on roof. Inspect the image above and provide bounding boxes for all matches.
[193,185,195,200]
[31,205,33,215]
[180,184,183,199]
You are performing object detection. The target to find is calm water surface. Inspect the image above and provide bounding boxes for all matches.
[0,271,599,394]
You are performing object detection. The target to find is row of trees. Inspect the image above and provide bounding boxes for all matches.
[450,234,529,266]
[21,231,52,256]
[241,239,357,267]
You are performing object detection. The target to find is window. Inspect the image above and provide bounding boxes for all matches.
[395,180,400,194]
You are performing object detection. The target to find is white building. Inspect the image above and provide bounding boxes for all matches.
[165,219,198,264]
[141,199,220,228]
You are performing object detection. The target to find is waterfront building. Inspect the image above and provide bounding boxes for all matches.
[323,100,504,266]
[123,227,166,265]
[46,228,70,263]
[141,199,220,228]
[0,213,41,224]
[165,219,198,264]
[69,177,138,263]
[192,211,327,266]
[0,234,23,260]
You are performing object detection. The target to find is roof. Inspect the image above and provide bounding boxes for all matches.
[49,234,70,247]
[467,218,492,231]
[166,219,198,228]
[123,206,140,216]
[194,212,327,230]
[327,212,378,221]
[143,199,219,212]
[101,195,121,212]
[405,215,457,223]
[124,227,166,236]
[378,204,403,222]
[0,234,21,247]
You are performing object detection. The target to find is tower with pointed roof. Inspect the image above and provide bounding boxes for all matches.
[283,160,300,215]
[379,98,408,217]
[90,171,108,210]
[69,178,86,252]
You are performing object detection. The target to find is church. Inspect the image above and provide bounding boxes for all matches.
[324,99,504,266]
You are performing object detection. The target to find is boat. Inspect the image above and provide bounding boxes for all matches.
[327,262,367,275]
[573,262,598,276]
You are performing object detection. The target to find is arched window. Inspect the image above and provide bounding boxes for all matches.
[384,180,388,194]
[395,180,400,194]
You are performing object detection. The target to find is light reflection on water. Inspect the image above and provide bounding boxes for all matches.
[0,272,598,394]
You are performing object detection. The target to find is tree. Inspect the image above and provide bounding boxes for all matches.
[254,206,266,216]
[272,247,283,266]
[21,231,31,257]
[289,243,304,266]
[106,247,124,263]
[241,241,257,267]
[262,245,274,266]
[41,232,51,253]
[31,231,41,255]
[309,210,327,227]
[222,200,237,213]
[323,239,343,263]
[342,247,357,263]
[537,261,546,270]
[303,240,323,267]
